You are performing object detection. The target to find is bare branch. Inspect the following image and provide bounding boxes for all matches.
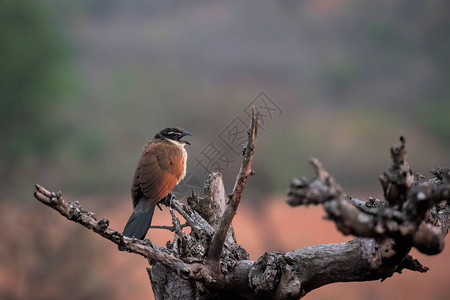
[379,136,414,207]
[33,184,213,283]
[287,139,450,256]
[249,237,433,298]
[170,198,214,237]
[150,223,188,232]
[207,106,259,265]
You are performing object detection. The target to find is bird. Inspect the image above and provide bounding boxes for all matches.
[119,127,191,250]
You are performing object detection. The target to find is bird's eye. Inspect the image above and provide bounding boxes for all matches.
[171,133,177,138]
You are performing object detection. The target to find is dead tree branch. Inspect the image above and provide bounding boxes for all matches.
[287,138,449,255]
[207,106,259,266]
[34,126,448,299]
[150,223,188,232]
[33,184,213,282]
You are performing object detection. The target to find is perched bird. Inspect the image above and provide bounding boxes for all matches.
[119,127,191,250]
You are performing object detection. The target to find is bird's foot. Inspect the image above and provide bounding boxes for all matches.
[161,192,175,207]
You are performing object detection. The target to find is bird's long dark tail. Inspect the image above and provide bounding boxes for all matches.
[119,197,155,251]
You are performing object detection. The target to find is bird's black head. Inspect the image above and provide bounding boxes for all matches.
[157,127,192,145]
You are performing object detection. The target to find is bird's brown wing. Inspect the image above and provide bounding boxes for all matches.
[131,141,185,207]
[131,147,145,207]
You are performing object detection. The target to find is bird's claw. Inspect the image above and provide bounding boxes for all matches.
[161,192,175,207]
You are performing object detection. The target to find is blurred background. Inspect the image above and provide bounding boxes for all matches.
[0,0,449,299]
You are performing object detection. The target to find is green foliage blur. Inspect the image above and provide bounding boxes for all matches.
[0,0,72,176]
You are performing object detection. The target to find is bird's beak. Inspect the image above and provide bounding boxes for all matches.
[181,131,192,145]
[181,131,192,137]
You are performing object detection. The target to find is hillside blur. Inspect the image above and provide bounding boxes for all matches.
[1,0,449,299]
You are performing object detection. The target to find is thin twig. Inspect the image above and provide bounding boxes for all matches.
[150,223,188,232]
[207,106,259,265]
[169,207,181,253]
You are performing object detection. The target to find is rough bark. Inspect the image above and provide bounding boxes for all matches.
[33,110,449,299]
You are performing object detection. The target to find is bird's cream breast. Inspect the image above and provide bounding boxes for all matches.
[180,146,187,181]
[167,139,188,183]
